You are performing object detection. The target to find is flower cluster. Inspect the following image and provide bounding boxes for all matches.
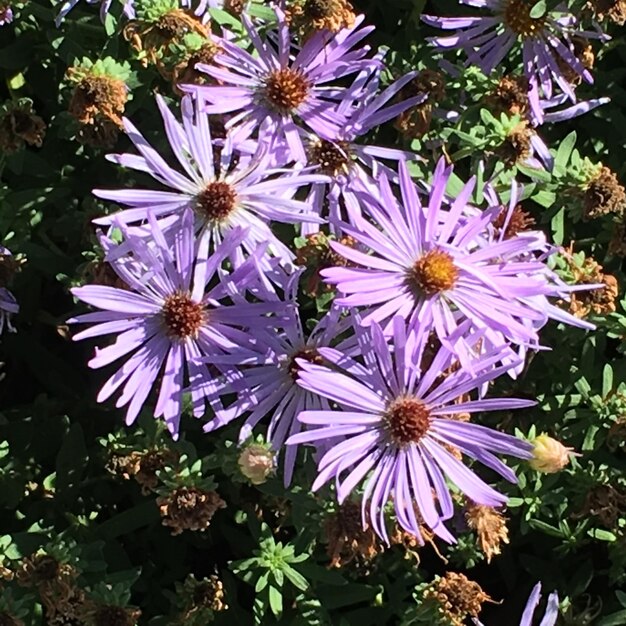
[66,2,605,598]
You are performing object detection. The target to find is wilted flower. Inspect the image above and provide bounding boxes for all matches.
[0,99,46,154]
[424,572,493,626]
[286,0,356,36]
[582,165,626,219]
[184,7,380,161]
[529,434,578,473]
[288,316,534,543]
[465,503,509,563]
[589,0,626,25]
[238,443,275,485]
[83,603,141,626]
[157,486,226,535]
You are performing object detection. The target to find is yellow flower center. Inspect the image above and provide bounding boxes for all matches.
[385,397,432,446]
[503,0,547,38]
[408,249,459,295]
[162,292,205,339]
[194,181,237,224]
[263,68,311,112]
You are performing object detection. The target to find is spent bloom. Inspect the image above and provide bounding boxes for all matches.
[69,212,287,437]
[422,0,607,124]
[184,7,380,162]
[0,246,18,336]
[323,158,594,366]
[288,316,534,543]
[238,442,275,485]
[93,95,325,266]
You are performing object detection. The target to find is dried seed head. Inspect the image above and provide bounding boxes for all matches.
[424,572,493,626]
[568,259,619,318]
[263,68,310,112]
[465,503,509,563]
[238,444,275,485]
[158,486,226,535]
[385,397,431,446]
[407,249,459,296]
[324,501,382,568]
[503,0,547,37]
[487,74,530,117]
[583,166,626,219]
[162,292,206,339]
[395,69,446,139]
[194,180,238,223]
[492,204,536,238]
[67,74,128,128]
[497,121,533,166]
[0,101,46,154]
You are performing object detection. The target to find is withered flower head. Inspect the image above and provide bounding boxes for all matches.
[497,121,533,167]
[84,604,141,626]
[0,100,46,154]
[238,444,275,485]
[486,74,530,118]
[157,486,226,536]
[609,220,626,257]
[465,503,509,563]
[172,40,219,93]
[576,484,626,529]
[589,0,626,24]
[568,258,618,318]
[492,204,536,239]
[323,501,382,568]
[583,166,626,219]
[424,572,493,626]
[178,574,228,619]
[287,0,356,37]
[107,447,178,494]
[395,69,446,139]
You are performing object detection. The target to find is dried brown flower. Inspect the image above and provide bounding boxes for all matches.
[583,166,626,219]
[81,602,141,626]
[465,503,509,563]
[497,121,533,166]
[486,74,530,118]
[395,69,447,139]
[171,40,219,93]
[324,501,382,568]
[67,73,128,129]
[286,0,356,38]
[0,612,24,626]
[568,258,619,318]
[575,484,626,529]
[424,572,494,626]
[609,220,626,257]
[158,486,226,535]
[175,574,228,622]
[492,204,536,239]
[108,447,178,494]
[589,0,626,24]
[0,100,46,154]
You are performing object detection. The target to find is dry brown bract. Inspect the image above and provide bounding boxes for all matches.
[424,572,494,626]
[107,447,179,494]
[158,486,226,535]
[0,101,46,154]
[287,0,356,38]
[465,503,509,563]
[583,166,626,219]
[395,69,446,139]
[486,74,530,118]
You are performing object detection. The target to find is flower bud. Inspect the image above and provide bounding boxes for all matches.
[529,434,577,473]
[238,444,275,485]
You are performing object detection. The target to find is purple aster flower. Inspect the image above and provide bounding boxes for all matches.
[69,211,289,437]
[422,0,608,124]
[474,582,559,626]
[323,158,593,366]
[287,316,534,543]
[0,247,18,335]
[183,8,381,162]
[298,65,427,234]
[93,95,325,267]
[540,93,610,124]
[202,269,353,484]
[0,3,13,25]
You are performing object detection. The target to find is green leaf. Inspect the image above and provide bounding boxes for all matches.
[530,0,547,18]
[587,528,617,542]
[554,131,577,170]
[284,565,309,592]
[598,610,626,626]
[55,422,88,492]
[268,585,283,617]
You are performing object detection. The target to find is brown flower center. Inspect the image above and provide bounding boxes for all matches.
[94,606,135,626]
[194,181,237,223]
[263,68,310,112]
[503,0,547,37]
[288,347,324,379]
[493,204,536,238]
[407,249,459,296]
[304,0,336,19]
[162,292,205,339]
[385,397,431,446]
[309,139,351,176]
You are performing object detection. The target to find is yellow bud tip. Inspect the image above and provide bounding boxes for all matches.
[529,434,580,473]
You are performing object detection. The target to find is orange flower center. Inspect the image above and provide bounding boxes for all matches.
[385,397,432,445]
[194,181,237,223]
[408,249,459,295]
[263,68,311,112]
[162,292,205,339]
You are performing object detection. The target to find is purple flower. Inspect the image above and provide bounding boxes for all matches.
[0,247,18,335]
[287,316,534,543]
[422,0,607,124]
[298,65,426,234]
[203,276,353,484]
[93,95,325,266]
[183,8,380,162]
[474,582,559,626]
[69,211,288,437]
[0,3,13,25]
[323,158,593,365]
[55,0,128,26]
